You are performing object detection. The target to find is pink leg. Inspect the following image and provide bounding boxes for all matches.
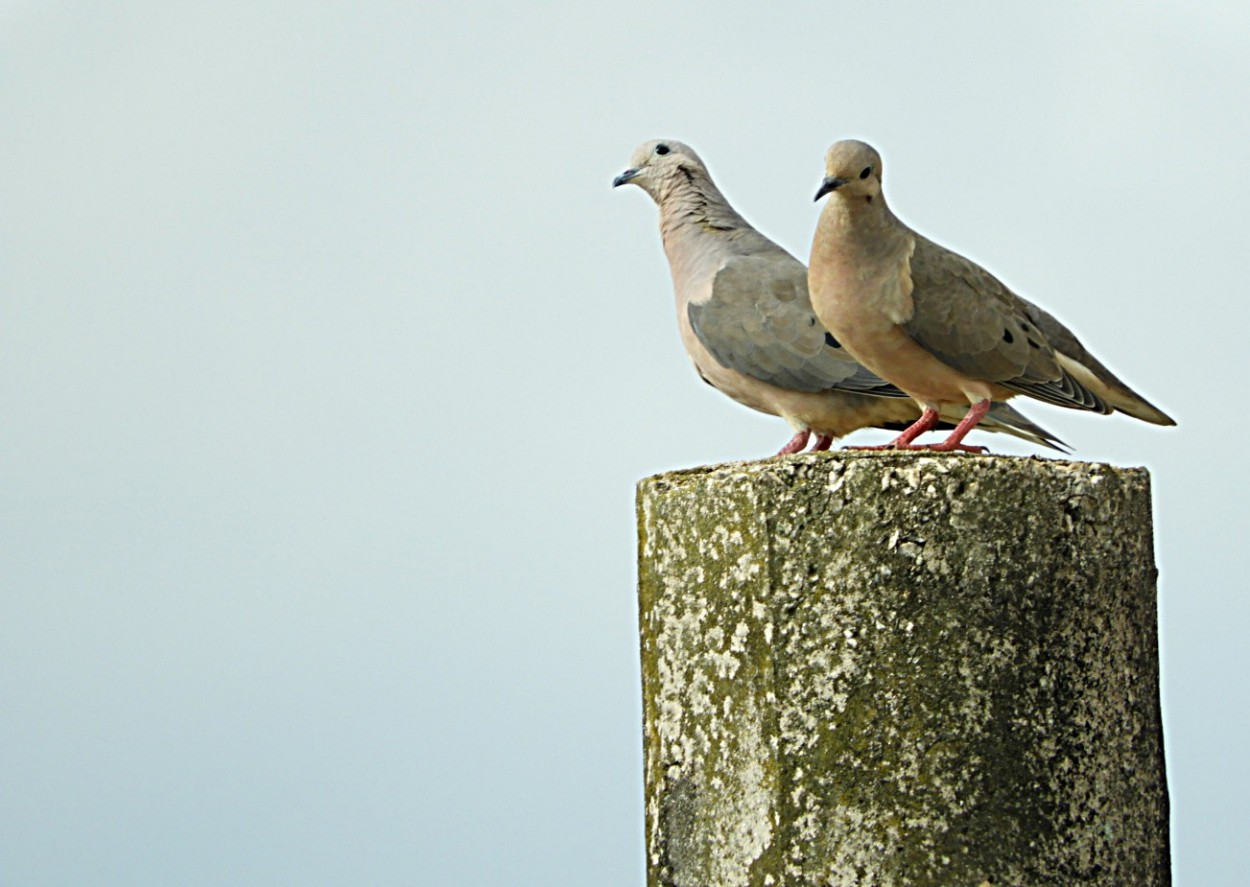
[888,408,942,448]
[917,399,991,453]
[776,430,810,456]
[846,403,991,454]
[811,434,834,452]
[846,408,941,450]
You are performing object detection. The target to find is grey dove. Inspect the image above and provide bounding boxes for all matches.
[612,139,1066,454]
[809,139,1175,452]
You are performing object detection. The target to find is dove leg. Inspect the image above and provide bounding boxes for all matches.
[887,408,941,448]
[811,434,834,452]
[777,430,811,456]
[917,399,991,453]
[846,408,940,450]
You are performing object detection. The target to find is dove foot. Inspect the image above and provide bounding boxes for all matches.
[811,434,834,452]
[843,402,993,453]
[844,439,989,454]
[900,441,989,454]
[776,430,811,456]
[843,406,940,450]
[844,439,988,454]
[930,399,995,454]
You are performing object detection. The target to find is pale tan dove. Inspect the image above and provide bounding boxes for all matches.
[612,139,1066,454]
[809,139,1175,452]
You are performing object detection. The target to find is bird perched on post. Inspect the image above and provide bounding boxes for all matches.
[613,138,1065,455]
[808,139,1174,452]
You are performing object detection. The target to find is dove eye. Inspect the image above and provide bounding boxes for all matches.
[859,166,873,179]
[655,144,671,156]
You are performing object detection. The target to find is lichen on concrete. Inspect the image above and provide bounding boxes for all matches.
[637,452,1169,887]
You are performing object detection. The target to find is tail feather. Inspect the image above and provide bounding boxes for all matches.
[981,402,1070,452]
[1024,303,1175,426]
[1055,353,1176,426]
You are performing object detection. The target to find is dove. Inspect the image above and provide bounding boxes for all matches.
[809,139,1175,452]
[612,139,1066,454]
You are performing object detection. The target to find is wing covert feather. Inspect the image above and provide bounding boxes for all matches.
[689,255,906,397]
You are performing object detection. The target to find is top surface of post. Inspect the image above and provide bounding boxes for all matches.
[639,450,1149,494]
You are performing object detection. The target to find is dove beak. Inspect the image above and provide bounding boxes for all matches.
[814,176,848,201]
[613,168,640,188]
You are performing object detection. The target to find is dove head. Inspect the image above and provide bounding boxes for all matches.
[613,139,710,198]
[814,140,884,204]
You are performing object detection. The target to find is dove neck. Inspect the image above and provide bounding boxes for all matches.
[823,190,896,229]
[656,167,750,243]
[818,193,906,251]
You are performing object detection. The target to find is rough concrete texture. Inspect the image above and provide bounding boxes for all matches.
[637,452,1169,887]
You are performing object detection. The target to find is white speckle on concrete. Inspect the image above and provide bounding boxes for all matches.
[638,453,1166,886]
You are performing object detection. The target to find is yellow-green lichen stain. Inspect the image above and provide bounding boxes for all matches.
[637,452,1169,887]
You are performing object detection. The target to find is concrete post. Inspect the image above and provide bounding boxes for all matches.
[636,453,1169,887]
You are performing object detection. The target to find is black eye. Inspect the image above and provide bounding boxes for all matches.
[859,165,872,180]
[655,144,671,156]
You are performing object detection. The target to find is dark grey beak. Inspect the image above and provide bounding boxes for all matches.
[612,168,640,188]
[814,176,848,201]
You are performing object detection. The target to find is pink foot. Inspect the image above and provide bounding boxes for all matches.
[891,441,988,454]
[811,434,834,452]
[843,402,992,454]
[844,407,940,451]
[923,399,991,453]
[776,430,810,456]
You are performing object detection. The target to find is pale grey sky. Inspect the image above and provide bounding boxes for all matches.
[1,2,1244,884]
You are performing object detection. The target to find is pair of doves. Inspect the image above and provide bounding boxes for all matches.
[613,140,1173,454]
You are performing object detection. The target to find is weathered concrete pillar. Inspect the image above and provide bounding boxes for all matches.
[637,453,1169,887]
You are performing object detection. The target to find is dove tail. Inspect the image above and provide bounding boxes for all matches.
[1054,353,1176,426]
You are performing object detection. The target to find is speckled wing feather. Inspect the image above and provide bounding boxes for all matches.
[903,236,1109,413]
[688,254,908,397]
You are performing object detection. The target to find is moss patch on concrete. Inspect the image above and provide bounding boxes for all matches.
[637,452,1168,887]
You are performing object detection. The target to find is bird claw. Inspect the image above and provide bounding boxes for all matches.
[775,431,811,456]
[842,442,989,454]
[909,442,989,454]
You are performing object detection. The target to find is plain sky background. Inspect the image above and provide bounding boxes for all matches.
[1,1,1245,884]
